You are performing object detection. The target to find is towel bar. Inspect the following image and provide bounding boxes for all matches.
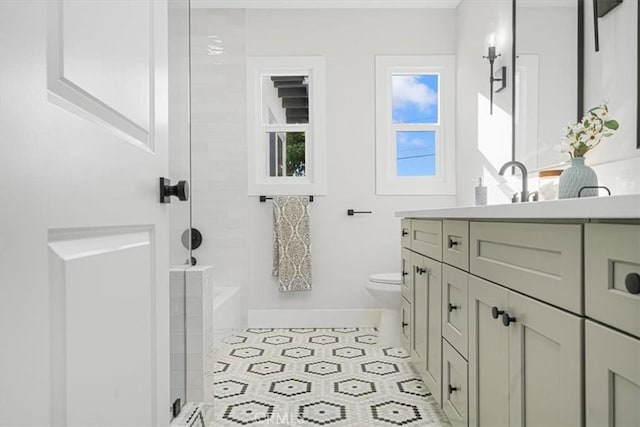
[259,195,314,202]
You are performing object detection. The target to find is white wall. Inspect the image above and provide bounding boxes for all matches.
[455,0,514,206]
[583,0,640,195]
[189,8,458,328]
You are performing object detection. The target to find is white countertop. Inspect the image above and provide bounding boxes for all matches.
[396,194,640,219]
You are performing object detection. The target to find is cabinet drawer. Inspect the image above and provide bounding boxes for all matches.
[401,297,411,353]
[585,223,640,338]
[470,222,582,314]
[401,219,411,248]
[442,264,468,358]
[411,219,442,261]
[442,339,468,427]
[586,320,640,427]
[443,220,469,271]
[401,248,412,303]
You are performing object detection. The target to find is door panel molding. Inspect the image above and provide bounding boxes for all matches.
[48,225,157,425]
[46,0,155,152]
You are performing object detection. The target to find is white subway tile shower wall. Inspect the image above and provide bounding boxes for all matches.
[190,9,249,331]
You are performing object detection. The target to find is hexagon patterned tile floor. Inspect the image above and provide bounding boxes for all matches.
[202,328,450,426]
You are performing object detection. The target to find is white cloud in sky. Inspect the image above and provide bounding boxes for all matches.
[392,75,437,113]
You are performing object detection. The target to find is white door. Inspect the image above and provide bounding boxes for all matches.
[1,1,171,425]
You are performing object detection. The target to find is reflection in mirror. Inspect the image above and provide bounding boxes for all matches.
[265,132,306,177]
[584,0,638,160]
[261,74,310,178]
[515,0,579,170]
[262,75,309,125]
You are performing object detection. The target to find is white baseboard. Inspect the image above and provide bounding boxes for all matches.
[248,308,381,328]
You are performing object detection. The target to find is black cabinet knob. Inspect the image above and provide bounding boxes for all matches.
[447,238,459,249]
[491,307,504,319]
[402,321,409,327]
[402,229,409,237]
[448,303,459,313]
[160,177,189,203]
[448,384,458,394]
[402,271,408,277]
[416,267,427,275]
[502,313,516,327]
[625,272,640,295]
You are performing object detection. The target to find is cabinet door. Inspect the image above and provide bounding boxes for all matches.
[508,291,583,427]
[443,339,468,427]
[411,252,427,376]
[411,252,442,405]
[586,320,640,427]
[469,276,509,427]
[401,297,411,353]
[401,247,413,303]
[424,256,442,405]
[443,264,468,357]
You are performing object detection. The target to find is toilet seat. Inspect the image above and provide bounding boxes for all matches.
[368,272,401,285]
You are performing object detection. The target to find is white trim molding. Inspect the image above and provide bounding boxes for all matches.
[248,309,381,328]
[375,55,457,195]
[247,56,327,196]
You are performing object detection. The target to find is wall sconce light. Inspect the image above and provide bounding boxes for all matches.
[483,41,507,115]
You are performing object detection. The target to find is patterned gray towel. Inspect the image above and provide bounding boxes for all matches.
[272,196,312,291]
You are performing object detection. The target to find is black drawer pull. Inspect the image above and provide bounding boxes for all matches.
[491,307,504,319]
[447,238,459,249]
[448,384,458,394]
[402,321,409,327]
[448,303,459,313]
[625,272,640,295]
[502,313,516,327]
[402,271,408,277]
[416,267,427,275]
[402,229,409,237]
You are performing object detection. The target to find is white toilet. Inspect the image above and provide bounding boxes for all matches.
[365,272,402,348]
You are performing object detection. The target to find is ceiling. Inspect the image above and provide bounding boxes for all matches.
[191,0,462,9]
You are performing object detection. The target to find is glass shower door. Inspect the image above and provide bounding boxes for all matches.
[168,0,192,420]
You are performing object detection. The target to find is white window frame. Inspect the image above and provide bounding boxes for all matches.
[247,56,326,196]
[375,55,456,195]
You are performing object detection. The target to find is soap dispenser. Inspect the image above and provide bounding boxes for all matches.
[475,177,487,206]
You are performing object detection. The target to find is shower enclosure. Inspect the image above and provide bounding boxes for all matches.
[168,0,193,420]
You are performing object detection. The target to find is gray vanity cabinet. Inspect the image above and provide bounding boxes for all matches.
[402,215,639,427]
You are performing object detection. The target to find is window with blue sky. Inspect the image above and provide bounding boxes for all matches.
[396,131,436,176]
[392,74,439,176]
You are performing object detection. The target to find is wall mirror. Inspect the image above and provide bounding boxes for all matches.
[583,0,639,155]
[514,0,582,171]
[515,0,639,170]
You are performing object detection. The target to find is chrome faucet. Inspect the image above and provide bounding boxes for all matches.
[498,160,531,203]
